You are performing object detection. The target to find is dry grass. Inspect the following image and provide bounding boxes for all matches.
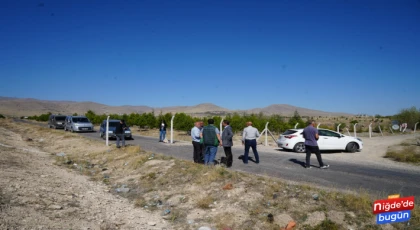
[196,195,214,209]
[385,146,420,164]
[3,118,420,230]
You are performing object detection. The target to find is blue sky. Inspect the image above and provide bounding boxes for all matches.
[0,0,419,115]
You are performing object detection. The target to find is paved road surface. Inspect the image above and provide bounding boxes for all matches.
[80,131,420,197]
[14,120,420,197]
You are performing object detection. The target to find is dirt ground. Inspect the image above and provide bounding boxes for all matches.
[0,126,169,230]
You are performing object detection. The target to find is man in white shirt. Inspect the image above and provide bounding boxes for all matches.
[242,121,260,164]
[191,121,203,163]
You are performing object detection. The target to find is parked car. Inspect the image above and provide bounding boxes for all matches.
[63,116,94,132]
[277,128,363,153]
[99,120,132,140]
[48,114,67,129]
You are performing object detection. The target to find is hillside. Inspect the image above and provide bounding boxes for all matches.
[0,97,352,117]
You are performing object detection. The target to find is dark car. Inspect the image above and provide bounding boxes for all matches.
[99,120,132,140]
[48,114,67,129]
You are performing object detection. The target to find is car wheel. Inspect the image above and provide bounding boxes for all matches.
[293,142,305,153]
[346,142,358,153]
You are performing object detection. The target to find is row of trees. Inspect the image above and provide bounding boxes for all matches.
[25,106,420,133]
[84,110,307,133]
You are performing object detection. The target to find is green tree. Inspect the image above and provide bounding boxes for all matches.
[394,106,420,128]
[173,113,194,131]
[85,110,97,124]
[288,110,305,128]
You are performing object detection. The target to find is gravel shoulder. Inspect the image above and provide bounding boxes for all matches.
[0,126,169,230]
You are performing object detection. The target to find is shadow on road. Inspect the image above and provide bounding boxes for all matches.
[276,148,344,154]
[289,158,322,168]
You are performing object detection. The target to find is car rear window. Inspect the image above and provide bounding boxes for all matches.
[109,122,120,127]
[282,130,297,135]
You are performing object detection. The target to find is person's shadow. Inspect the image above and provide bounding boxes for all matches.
[238,155,255,162]
[289,158,315,168]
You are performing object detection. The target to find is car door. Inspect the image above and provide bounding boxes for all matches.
[66,117,72,129]
[100,122,105,134]
[319,130,347,150]
[317,130,330,150]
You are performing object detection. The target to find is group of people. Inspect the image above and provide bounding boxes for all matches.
[190,119,329,169]
[191,119,261,167]
[119,118,329,169]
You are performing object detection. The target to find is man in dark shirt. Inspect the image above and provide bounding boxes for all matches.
[115,120,127,148]
[302,120,329,169]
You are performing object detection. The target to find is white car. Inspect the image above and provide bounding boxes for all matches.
[277,129,363,153]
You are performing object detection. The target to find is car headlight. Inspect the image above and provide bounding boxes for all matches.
[357,138,362,142]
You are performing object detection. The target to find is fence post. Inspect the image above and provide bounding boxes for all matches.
[294,123,299,129]
[317,123,321,129]
[354,123,358,137]
[346,128,351,136]
[170,115,175,144]
[220,119,224,135]
[337,124,341,133]
[378,124,383,136]
[414,122,419,133]
[106,116,110,146]
[369,122,372,138]
[265,122,269,146]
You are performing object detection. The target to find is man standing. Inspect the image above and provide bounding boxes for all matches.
[191,121,203,163]
[302,120,329,169]
[242,122,260,164]
[201,119,222,165]
[115,119,127,148]
[159,120,167,142]
[222,120,234,167]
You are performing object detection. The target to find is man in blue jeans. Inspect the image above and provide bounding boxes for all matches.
[159,120,167,142]
[200,119,222,165]
[242,121,260,164]
[302,120,329,169]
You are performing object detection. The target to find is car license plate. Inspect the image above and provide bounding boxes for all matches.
[82,128,88,130]
[125,131,130,134]
[108,131,113,134]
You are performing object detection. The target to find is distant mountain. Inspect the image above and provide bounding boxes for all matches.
[243,104,352,117]
[0,97,352,117]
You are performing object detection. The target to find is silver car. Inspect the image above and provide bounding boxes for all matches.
[64,116,94,132]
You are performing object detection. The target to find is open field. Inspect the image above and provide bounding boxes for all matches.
[1,119,420,229]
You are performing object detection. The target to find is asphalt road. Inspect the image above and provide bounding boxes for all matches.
[13,119,420,197]
[78,131,420,197]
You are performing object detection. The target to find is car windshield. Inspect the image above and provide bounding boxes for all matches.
[72,117,89,123]
[55,116,66,121]
[282,130,298,135]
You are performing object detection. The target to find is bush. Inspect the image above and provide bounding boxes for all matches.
[385,146,420,164]
[0,114,5,119]
[28,112,51,122]
[393,106,420,129]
